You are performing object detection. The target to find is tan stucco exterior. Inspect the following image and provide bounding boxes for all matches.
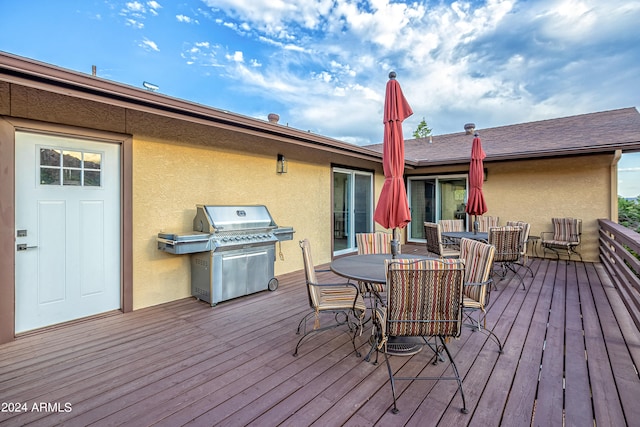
[481,155,611,262]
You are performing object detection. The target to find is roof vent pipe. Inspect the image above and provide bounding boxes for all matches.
[268,113,280,124]
[464,123,476,134]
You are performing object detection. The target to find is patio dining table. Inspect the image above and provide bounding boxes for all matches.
[330,253,430,284]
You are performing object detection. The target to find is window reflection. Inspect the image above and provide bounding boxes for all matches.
[40,148,60,166]
[40,168,60,185]
[38,147,103,188]
[84,152,101,169]
[63,151,82,168]
[63,169,81,186]
[84,170,101,187]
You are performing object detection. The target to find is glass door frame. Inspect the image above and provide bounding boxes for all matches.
[332,167,374,256]
[406,174,468,243]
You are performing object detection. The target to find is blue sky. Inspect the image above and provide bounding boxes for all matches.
[1,0,639,196]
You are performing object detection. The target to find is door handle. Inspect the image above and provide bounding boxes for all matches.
[17,244,38,251]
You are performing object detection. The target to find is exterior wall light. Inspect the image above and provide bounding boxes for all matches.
[277,154,287,174]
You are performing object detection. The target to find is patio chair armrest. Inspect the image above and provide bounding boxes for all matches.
[464,279,493,288]
[539,231,553,241]
[311,281,360,291]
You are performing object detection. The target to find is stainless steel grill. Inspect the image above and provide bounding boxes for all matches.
[157,205,294,306]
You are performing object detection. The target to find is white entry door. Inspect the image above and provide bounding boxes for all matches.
[15,131,121,333]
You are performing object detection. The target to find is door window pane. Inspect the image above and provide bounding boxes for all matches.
[63,169,82,186]
[408,176,467,241]
[439,178,467,226]
[40,148,61,166]
[40,168,60,185]
[354,174,372,235]
[409,179,435,239]
[333,172,350,251]
[333,169,373,254]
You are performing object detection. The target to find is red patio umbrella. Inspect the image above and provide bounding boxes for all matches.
[373,71,413,256]
[465,132,488,233]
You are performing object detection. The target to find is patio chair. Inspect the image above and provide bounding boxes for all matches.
[540,218,583,262]
[459,238,502,352]
[424,222,460,258]
[506,220,534,278]
[371,258,468,414]
[356,232,397,302]
[294,239,366,357]
[488,225,527,290]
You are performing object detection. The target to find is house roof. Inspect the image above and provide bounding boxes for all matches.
[366,107,640,167]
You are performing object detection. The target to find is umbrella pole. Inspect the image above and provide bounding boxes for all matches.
[391,228,399,259]
[473,215,479,235]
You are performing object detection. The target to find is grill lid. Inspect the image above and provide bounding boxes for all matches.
[193,205,276,233]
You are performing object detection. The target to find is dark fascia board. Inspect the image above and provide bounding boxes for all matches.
[413,145,640,168]
[0,51,383,163]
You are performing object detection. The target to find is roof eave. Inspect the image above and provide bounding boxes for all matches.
[0,52,383,163]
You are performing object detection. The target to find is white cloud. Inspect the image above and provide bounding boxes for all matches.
[140,38,159,52]
[190,0,640,145]
[227,51,244,63]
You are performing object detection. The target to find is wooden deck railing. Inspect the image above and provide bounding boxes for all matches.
[599,218,640,330]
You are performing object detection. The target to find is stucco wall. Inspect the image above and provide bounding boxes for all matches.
[481,155,612,262]
[133,134,338,309]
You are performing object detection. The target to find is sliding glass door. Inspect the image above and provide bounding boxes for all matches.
[407,175,468,242]
[333,168,373,254]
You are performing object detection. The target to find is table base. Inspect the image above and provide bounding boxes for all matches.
[386,337,423,356]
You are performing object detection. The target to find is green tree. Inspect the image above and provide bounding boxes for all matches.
[412,117,432,139]
[619,196,640,233]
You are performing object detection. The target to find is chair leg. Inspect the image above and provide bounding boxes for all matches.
[421,336,445,363]
[514,261,534,278]
[439,336,468,414]
[293,310,362,357]
[463,310,503,353]
[504,263,526,290]
[383,350,400,414]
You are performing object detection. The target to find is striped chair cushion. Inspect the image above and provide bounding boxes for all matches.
[439,219,464,232]
[506,221,531,254]
[489,226,522,262]
[551,218,581,244]
[384,258,464,337]
[356,232,398,294]
[477,216,499,232]
[356,232,394,254]
[459,238,495,305]
[314,286,367,313]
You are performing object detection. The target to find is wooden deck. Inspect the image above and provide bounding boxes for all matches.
[1,244,640,426]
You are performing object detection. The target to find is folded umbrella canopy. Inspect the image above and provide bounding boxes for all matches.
[465,133,488,233]
[373,72,413,256]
